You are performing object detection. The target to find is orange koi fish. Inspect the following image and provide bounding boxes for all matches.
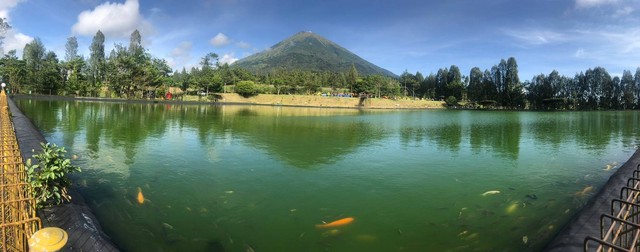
[137,187,145,204]
[316,217,354,228]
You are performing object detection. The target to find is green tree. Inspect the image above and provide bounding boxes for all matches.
[65,36,79,62]
[129,29,143,57]
[347,64,358,93]
[447,65,463,100]
[41,51,61,94]
[106,44,134,97]
[236,80,257,97]
[89,30,106,93]
[0,50,26,93]
[467,67,483,102]
[421,74,437,99]
[505,57,524,108]
[62,36,82,94]
[66,57,86,95]
[23,38,46,92]
[621,70,635,109]
[635,68,640,109]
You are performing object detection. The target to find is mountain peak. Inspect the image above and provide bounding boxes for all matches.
[233,32,396,77]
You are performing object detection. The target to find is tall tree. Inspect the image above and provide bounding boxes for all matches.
[41,51,61,94]
[65,36,79,62]
[197,52,221,93]
[347,64,358,93]
[23,38,46,92]
[421,73,437,99]
[0,50,26,93]
[435,68,449,99]
[129,29,143,57]
[635,68,640,109]
[447,65,463,100]
[89,30,106,89]
[0,18,11,55]
[620,70,634,110]
[467,67,483,102]
[481,69,498,103]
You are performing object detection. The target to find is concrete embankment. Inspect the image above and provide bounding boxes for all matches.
[7,97,119,251]
[545,149,640,251]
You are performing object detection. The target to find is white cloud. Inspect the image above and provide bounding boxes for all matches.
[615,6,635,16]
[2,30,33,55]
[71,0,153,38]
[574,48,586,58]
[167,41,192,69]
[575,0,619,8]
[598,29,640,53]
[219,53,238,65]
[504,29,568,46]
[0,0,24,20]
[210,33,230,47]
[0,0,31,55]
[236,41,251,49]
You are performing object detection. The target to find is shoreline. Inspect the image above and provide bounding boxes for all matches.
[11,93,446,110]
[545,148,640,251]
[7,96,120,251]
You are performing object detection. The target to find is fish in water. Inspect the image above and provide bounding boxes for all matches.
[482,190,501,196]
[575,185,594,197]
[506,202,518,214]
[316,217,355,228]
[321,229,342,237]
[525,194,538,200]
[355,234,377,242]
[603,162,618,171]
[137,187,145,204]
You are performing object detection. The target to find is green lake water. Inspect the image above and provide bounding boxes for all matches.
[14,97,640,252]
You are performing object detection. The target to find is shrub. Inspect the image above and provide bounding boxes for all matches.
[26,142,81,208]
[445,96,458,107]
[235,81,258,97]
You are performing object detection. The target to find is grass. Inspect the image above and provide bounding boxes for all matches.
[211,93,445,109]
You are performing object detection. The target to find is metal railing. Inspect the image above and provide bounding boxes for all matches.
[0,90,41,252]
[585,164,640,252]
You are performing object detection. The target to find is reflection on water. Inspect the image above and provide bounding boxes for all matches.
[14,97,640,251]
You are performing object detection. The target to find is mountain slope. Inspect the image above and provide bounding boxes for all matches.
[232,31,396,77]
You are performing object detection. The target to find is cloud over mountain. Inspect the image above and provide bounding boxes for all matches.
[210,33,230,47]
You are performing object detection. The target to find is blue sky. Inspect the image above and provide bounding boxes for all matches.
[2,0,640,79]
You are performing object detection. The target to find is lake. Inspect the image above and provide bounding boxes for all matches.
[14,97,640,251]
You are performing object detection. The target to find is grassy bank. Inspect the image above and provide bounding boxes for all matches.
[199,93,445,109]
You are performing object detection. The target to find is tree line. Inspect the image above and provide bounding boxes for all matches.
[399,57,640,110]
[1,17,640,110]
[0,19,401,99]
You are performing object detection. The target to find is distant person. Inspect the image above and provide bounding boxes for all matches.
[165,91,172,100]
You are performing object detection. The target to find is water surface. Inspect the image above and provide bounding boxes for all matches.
[15,98,640,251]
